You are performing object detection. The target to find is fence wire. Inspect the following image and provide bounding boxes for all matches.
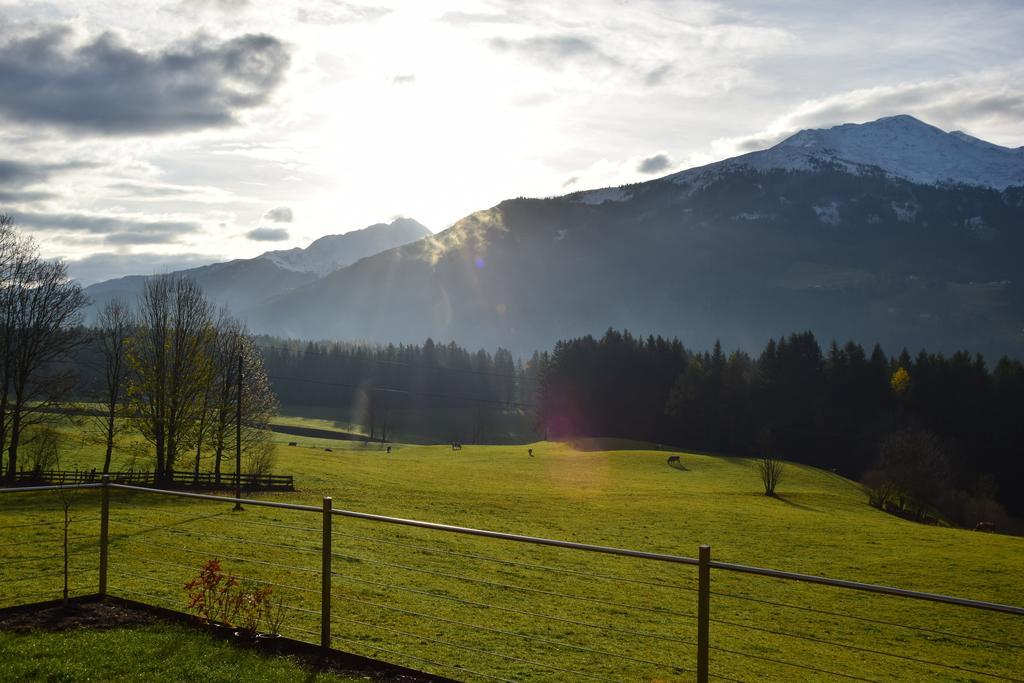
[3,484,1023,683]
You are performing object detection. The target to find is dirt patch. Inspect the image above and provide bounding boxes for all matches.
[0,600,154,633]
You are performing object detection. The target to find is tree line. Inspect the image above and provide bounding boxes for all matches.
[536,329,1024,524]
[255,337,543,442]
[1,216,276,484]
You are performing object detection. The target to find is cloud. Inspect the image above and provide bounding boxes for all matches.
[263,206,293,222]
[184,0,249,8]
[0,159,51,186]
[391,74,416,85]
[490,34,619,69]
[439,10,525,26]
[644,64,673,87]
[0,190,57,203]
[297,3,392,25]
[106,182,191,198]
[562,176,579,187]
[13,210,201,245]
[0,158,91,187]
[246,226,289,241]
[67,251,217,286]
[637,153,672,174]
[0,26,290,135]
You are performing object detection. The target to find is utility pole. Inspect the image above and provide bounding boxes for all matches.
[233,351,243,511]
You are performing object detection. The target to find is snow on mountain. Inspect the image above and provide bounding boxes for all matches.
[259,217,431,276]
[670,115,1024,190]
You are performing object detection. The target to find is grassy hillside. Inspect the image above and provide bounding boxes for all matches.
[1,421,1022,681]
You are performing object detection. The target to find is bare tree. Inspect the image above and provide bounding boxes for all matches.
[126,276,215,484]
[756,427,784,496]
[94,299,133,474]
[0,221,88,480]
[205,316,277,483]
[758,454,785,497]
[209,315,242,484]
[0,215,35,476]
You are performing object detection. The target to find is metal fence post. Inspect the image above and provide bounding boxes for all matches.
[99,474,110,597]
[321,496,332,651]
[697,544,711,683]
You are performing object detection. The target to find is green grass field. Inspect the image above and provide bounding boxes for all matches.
[0,621,365,682]
[1,418,1022,681]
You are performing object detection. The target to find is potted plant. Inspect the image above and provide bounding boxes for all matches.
[233,582,273,644]
[256,595,286,650]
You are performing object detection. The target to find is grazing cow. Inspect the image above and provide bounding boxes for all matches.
[667,455,681,465]
[325,448,333,453]
[528,448,533,457]
[386,446,392,454]
[974,521,996,533]
[452,442,462,451]
[288,441,297,447]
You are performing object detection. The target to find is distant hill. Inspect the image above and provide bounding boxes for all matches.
[244,116,1024,357]
[258,217,432,276]
[84,217,432,318]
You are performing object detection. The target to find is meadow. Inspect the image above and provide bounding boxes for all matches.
[0,621,367,682]
[0,416,1022,681]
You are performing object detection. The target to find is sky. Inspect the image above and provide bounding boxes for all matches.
[1,0,1023,285]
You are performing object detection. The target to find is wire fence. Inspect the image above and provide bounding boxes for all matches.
[1,481,1022,682]
[0,486,100,610]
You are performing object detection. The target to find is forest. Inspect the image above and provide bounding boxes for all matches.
[536,329,1024,524]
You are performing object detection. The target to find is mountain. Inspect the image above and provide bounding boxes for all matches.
[258,218,431,276]
[84,217,431,317]
[244,116,1024,357]
[659,114,1024,190]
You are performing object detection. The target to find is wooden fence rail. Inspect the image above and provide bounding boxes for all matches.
[5,468,294,491]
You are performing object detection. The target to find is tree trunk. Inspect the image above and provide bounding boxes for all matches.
[154,429,165,485]
[7,415,21,480]
[103,401,116,475]
[0,389,9,482]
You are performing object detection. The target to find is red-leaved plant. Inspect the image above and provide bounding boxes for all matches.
[184,559,241,626]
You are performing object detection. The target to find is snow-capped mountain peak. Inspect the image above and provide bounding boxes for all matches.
[259,217,431,276]
[728,115,1024,189]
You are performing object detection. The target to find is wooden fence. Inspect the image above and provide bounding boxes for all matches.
[6,469,294,491]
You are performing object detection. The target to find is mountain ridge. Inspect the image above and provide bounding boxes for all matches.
[87,115,1024,357]
[244,115,1024,356]
[258,217,431,276]
[83,216,432,319]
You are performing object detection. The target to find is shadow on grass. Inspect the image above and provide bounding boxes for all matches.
[667,460,690,472]
[771,494,818,512]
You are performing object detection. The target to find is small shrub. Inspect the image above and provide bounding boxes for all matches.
[26,426,61,472]
[758,455,784,497]
[246,443,277,478]
[235,582,273,635]
[184,559,240,626]
[265,595,286,635]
